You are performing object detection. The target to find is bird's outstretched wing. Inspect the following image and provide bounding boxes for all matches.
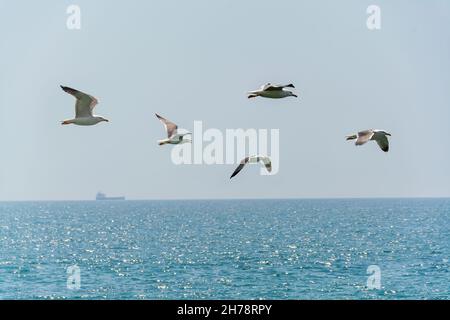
[230,157,249,179]
[375,135,389,152]
[61,86,98,118]
[355,130,374,146]
[155,114,178,138]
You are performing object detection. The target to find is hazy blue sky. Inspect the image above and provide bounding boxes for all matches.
[1,0,450,200]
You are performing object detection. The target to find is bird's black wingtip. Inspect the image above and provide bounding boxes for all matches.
[60,85,73,92]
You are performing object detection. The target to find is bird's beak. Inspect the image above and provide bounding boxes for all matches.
[104,119,109,122]
[292,94,298,98]
[386,133,391,136]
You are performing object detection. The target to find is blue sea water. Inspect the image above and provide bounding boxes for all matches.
[0,199,448,300]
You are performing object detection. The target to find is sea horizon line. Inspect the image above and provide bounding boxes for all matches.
[1,196,450,203]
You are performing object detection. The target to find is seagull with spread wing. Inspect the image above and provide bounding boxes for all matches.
[155,114,191,145]
[230,155,272,179]
[60,86,109,126]
[346,129,392,152]
[247,83,298,99]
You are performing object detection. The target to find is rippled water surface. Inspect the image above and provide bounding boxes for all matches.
[0,199,449,299]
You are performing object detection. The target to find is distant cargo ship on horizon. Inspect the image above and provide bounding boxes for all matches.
[96,192,125,201]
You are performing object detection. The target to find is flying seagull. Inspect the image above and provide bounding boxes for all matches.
[60,86,109,126]
[230,155,272,179]
[346,129,392,152]
[155,113,191,145]
[248,83,298,99]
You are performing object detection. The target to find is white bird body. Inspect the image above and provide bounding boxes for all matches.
[248,83,298,99]
[346,129,391,152]
[60,86,108,126]
[158,134,191,145]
